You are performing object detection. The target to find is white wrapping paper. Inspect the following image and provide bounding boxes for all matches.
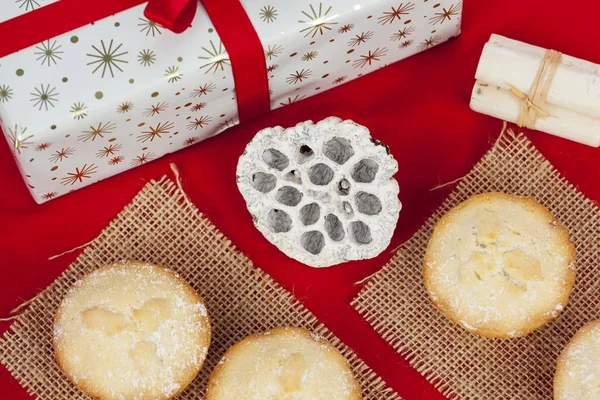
[0,0,462,202]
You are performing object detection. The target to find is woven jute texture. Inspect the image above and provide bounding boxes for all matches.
[352,131,600,399]
[0,176,400,400]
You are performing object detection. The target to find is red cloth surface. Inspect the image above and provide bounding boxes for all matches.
[1,0,599,398]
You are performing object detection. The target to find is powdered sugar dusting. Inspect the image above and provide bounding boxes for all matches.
[555,321,600,400]
[53,261,211,399]
[425,193,576,338]
[207,327,361,399]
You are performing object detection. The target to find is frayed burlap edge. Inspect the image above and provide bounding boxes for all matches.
[352,130,600,399]
[0,176,400,400]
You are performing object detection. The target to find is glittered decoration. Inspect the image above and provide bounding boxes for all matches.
[70,102,88,120]
[165,66,183,83]
[7,125,33,154]
[0,1,460,203]
[199,41,230,74]
[299,3,338,38]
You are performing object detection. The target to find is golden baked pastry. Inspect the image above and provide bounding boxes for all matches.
[424,192,576,338]
[206,327,362,400]
[53,260,211,400]
[555,321,600,400]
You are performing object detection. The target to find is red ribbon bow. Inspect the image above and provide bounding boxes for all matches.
[0,0,270,122]
[144,0,198,33]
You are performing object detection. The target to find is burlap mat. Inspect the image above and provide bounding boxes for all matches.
[0,176,400,400]
[352,130,600,399]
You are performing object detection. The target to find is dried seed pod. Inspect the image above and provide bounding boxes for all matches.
[236,117,401,267]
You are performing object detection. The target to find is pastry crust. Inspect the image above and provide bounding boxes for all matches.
[206,327,362,400]
[424,192,576,339]
[554,321,600,400]
[53,260,211,400]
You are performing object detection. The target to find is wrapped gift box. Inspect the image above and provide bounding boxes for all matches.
[0,0,461,203]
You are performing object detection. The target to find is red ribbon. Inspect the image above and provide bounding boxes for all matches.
[0,0,270,122]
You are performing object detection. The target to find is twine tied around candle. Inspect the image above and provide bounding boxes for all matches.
[508,49,562,129]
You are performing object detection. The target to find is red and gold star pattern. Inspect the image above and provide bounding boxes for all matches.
[390,26,415,41]
[42,192,58,200]
[301,51,318,61]
[186,116,212,130]
[49,147,75,163]
[78,122,116,142]
[378,3,415,25]
[143,102,169,117]
[138,121,174,142]
[352,47,388,68]
[35,143,50,151]
[299,3,338,38]
[108,155,125,165]
[190,102,207,112]
[264,44,283,60]
[419,35,440,50]
[279,94,307,106]
[184,136,199,146]
[430,3,462,25]
[130,152,156,167]
[190,83,217,98]
[286,69,312,84]
[400,39,414,48]
[60,164,97,186]
[96,143,123,158]
[338,24,354,33]
[348,31,374,47]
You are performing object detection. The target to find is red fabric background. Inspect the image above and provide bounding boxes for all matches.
[1,0,599,398]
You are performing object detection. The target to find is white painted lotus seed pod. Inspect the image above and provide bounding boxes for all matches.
[236,117,401,268]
